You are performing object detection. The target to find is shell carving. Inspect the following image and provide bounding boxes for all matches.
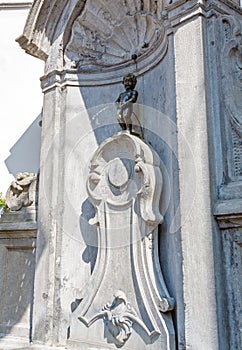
[64,0,166,71]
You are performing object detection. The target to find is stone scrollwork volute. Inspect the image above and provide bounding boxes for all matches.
[64,0,167,74]
[87,134,164,229]
[220,16,242,180]
[6,172,38,211]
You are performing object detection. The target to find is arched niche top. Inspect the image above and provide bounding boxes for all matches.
[16,0,84,61]
[17,0,168,83]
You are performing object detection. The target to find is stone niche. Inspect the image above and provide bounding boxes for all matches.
[16,1,181,348]
[10,0,242,349]
[15,1,242,350]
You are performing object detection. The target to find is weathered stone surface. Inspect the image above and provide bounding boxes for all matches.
[174,15,219,350]
[0,210,37,347]
[11,1,242,350]
[221,229,242,350]
[214,202,242,350]
[30,56,181,348]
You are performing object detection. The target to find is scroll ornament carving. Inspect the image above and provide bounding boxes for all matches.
[64,0,166,72]
[87,134,164,227]
[6,172,38,211]
[220,16,242,179]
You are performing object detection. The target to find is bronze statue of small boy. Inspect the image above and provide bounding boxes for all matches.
[115,73,138,133]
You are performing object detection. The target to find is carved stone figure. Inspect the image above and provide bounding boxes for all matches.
[115,73,138,133]
[68,133,175,349]
[6,172,38,211]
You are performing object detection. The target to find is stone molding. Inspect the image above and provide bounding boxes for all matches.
[165,0,241,12]
[163,0,242,29]
[39,47,168,89]
[0,2,32,10]
[0,208,37,232]
[214,199,242,229]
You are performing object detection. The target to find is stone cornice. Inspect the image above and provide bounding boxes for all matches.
[0,207,37,232]
[166,0,241,12]
[0,2,32,10]
[214,199,242,229]
[16,0,82,61]
[40,70,131,91]
[164,0,242,29]
[40,35,167,90]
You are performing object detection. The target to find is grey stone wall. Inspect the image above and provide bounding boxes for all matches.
[0,209,37,348]
[0,1,241,349]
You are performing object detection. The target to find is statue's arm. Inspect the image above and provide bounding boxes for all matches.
[132,90,138,103]
[115,94,121,104]
[121,91,138,107]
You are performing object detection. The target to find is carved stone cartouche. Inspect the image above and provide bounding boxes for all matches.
[69,133,175,349]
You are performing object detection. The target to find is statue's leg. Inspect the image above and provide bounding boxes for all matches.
[117,113,126,130]
[125,114,132,133]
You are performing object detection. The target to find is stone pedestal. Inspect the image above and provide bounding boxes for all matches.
[0,209,37,347]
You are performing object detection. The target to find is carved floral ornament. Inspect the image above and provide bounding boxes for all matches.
[64,0,167,75]
[220,16,242,180]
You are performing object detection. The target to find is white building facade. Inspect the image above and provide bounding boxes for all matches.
[0,1,241,350]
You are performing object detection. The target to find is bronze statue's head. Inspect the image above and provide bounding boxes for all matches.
[122,73,137,90]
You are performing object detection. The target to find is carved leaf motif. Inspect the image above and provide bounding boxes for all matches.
[64,0,165,70]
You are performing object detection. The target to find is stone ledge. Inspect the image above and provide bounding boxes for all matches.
[164,0,242,29]
[0,337,66,350]
[12,346,66,350]
[0,337,30,350]
[0,345,66,350]
[0,209,37,232]
[214,198,242,229]
[0,2,32,10]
